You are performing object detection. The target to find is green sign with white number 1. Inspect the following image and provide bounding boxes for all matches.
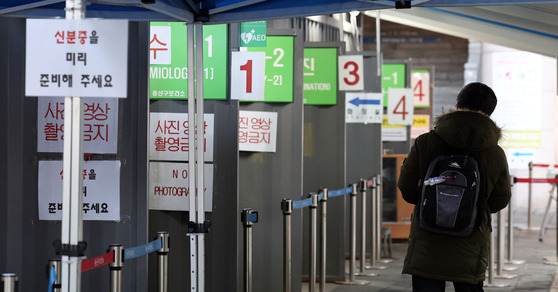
[303,48,338,105]
[382,63,406,107]
[245,36,294,103]
[149,22,227,100]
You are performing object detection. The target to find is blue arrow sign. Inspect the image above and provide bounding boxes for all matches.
[349,97,381,107]
[513,152,533,157]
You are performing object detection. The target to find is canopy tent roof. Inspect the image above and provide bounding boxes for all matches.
[2,0,558,23]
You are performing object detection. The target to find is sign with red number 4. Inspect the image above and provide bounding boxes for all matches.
[231,51,265,101]
[338,55,364,91]
[387,88,414,126]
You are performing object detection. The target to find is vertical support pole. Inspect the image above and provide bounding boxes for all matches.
[367,178,377,268]
[241,209,258,292]
[186,22,198,292]
[484,214,509,288]
[194,22,206,292]
[543,176,558,265]
[108,245,123,292]
[156,232,170,292]
[528,161,533,229]
[281,199,293,292]
[61,2,86,292]
[1,274,17,292]
[319,189,328,292]
[48,259,62,292]
[309,193,318,292]
[376,175,390,263]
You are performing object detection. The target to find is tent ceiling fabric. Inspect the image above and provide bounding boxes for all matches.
[2,0,558,22]
[2,0,558,56]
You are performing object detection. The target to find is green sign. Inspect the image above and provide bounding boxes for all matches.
[240,21,267,47]
[303,48,338,105]
[245,36,294,103]
[149,22,228,100]
[382,63,406,106]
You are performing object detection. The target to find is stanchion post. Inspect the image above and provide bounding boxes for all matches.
[369,178,377,267]
[506,177,525,265]
[309,193,318,292]
[48,259,62,292]
[376,175,382,261]
[108,244,123,292]
[319,188,328,292]
[356,179,377,277]
[528,161,533,229]
[241,209,258,292]
[1,274,17,292]
[156,232,170,292]
[542,175,558,265]
[495,211,517,279]
[484,214,509,288]
[281,199,293,292]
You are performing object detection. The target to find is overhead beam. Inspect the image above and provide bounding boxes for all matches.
[0,0,64,15]
[365,7,558,57]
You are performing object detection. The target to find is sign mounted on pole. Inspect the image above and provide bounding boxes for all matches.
[382,63,406,106]
[345,92,383,124]
[25,19,128,98]
[411,69,430,108]
[148,162,213,211]
[240,21,267,47]
[149,23,228,100]
[238,110,278,152]
[387,88,414,126]
[231,51,266,101]
[303,47,338,105]
[37,97,118,154]
[38,160,120,221]
[243,36,294,102]
[338,55,364,91]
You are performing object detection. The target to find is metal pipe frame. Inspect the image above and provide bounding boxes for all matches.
[156,232,170,292]
[282,199,293,292]
[108,245,123,292]
[309,193,318,292]
[319,189,328,292]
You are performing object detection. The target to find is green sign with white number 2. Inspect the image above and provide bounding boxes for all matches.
[245,36,294,102]
[303,47,338,105]
[149,22,227,100]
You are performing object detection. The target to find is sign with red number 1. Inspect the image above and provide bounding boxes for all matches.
[231,51,265,100]
[338,55,364,91]
[387,88,414,126]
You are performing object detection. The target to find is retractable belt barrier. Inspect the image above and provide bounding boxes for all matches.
[282,177,383,292]
[48,232,170,292]
[525,162,558,229]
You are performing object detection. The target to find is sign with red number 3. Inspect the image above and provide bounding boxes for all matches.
[387,88,414,126]
[338,55,364,91]
[231,51,265,100]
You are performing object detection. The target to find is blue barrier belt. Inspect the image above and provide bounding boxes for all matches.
[317,192,324,201]
[292,196,314,210]
[328,186,353,198]
[124,238,162,260]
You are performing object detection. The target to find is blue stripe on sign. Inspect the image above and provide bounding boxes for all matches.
[124,238,162,260]
[292,197,314,210]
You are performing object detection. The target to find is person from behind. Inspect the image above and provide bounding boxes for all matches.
[397,82,512,292]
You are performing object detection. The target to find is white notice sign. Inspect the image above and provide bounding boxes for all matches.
[231,51,266,101]
[149,113,214,162]
[148,162,213,211]
[37,97,118,153]
[345,92,383,124]
[239,110,278,152]
[387,88,414,126]
[38,160,120,221]
[26,19,128,98]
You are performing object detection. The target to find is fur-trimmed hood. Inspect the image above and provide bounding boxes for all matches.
[433,109,503,152]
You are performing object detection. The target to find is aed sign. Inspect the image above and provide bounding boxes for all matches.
[338,55,364,91]
[240,21,267,47]
[37,97,118,154]
[26,19,128,98]
[303,47,338,105]
[149,112,214,162]
[149,23,228,100]
[148,162,213,211]
[38,160,121,221]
